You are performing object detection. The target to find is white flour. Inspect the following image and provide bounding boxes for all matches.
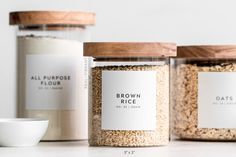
[18,36,88,140]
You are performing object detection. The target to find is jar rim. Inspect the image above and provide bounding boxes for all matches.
[9,11,96,26]
[178,45,236,58]
[84,42,176,57]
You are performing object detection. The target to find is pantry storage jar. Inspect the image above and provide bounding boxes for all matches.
[10,11,95,141]
[84,42,176,146]
[171,45,236,141]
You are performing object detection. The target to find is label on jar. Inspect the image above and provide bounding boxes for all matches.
[101,71,157,130]
[198,72,236,128]
[26,54,79,110]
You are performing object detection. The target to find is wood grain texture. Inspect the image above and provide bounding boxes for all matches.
[84,42,176,57]
[178,45,236,58]
[10,11,95,26]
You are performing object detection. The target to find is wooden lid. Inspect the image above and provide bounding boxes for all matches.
[84,42,176,57]
[9,11,95,26]
[178,45,236,58]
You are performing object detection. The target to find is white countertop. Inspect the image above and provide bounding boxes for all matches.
[1,140,236,157]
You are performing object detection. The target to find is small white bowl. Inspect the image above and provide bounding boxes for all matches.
[0,118,49,147]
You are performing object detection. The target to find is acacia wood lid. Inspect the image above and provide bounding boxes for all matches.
[84,42,176,57]
[178,45,236,58]
[9,11,95,26]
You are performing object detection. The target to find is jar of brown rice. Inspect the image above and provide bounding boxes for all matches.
[84,42,176,147]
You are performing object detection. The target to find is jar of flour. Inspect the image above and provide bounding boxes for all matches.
[10,11,95,141]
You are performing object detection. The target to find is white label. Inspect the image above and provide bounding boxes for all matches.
[198,72,236,128]
[26,55,78,110]
[102,71,157,130]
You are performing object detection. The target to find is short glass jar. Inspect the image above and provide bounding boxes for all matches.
[84,42,176,147]
[171,45,236,141]
[10,11,95,141]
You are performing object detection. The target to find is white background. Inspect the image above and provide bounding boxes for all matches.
[1,0,236,117]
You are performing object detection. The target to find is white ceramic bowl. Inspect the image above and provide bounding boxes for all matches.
[0,118,49,147]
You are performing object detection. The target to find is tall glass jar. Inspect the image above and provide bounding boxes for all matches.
[10,11,95,141]
[171,45,236,141]
[84,42,176,147]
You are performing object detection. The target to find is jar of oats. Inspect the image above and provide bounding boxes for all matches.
[84,42,176,147]
[10,11,95,141]
[171,45,236,141]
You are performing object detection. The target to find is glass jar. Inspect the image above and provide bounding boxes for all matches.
[171,45,236,141]
[10,11,95,141]
[84,42,176,146]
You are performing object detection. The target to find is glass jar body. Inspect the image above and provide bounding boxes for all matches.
[89,57,170,147]
[171,58,236,141]
[17,25,91,140]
